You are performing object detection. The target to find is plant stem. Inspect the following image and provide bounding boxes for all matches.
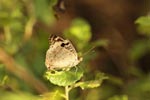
[65,86,69,100]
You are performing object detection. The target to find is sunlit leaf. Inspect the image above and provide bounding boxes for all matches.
[64,18,92,50]
[0,75,9,86]
[135,16,150,36]
[75,80,102,89]
[44,67,83,86]
[69,18,91,41]
[74,72,108,89]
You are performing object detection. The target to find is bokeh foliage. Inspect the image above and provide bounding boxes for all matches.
[0,0,150,100]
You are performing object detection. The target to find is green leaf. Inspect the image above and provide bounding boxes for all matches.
[74,72,108,89]
[64,18,92,50]
[135,16,150,36]
[75,80,102,89]
[130,39,150,61]
[44,67,83,86]
[0,75,9,86]
[69,18,91,41]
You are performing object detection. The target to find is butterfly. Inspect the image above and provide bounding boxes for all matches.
[45,35,82,70]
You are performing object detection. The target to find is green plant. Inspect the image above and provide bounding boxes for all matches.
[44,18,108,100]
[44,67,107,100]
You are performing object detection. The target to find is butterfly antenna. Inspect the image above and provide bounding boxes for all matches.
[82,46,96,57]
[74,66,78,75]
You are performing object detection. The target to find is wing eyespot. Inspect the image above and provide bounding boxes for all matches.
[61,42,69,47]
[61,43,65,47]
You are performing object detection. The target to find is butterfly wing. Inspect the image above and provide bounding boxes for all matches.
[45,36,81,70]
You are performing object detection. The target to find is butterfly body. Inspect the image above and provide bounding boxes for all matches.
[45,35,82,70]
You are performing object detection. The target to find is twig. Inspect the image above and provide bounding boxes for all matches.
[65,86,70,100]
[0,48,48,93]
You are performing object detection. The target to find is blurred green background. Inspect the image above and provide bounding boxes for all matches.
[0,0,150,100]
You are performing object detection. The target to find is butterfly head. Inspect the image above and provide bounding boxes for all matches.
[49,35,64,44]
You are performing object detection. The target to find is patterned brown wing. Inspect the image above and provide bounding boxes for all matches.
[45,35,82,70]
[49,35,64,45]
